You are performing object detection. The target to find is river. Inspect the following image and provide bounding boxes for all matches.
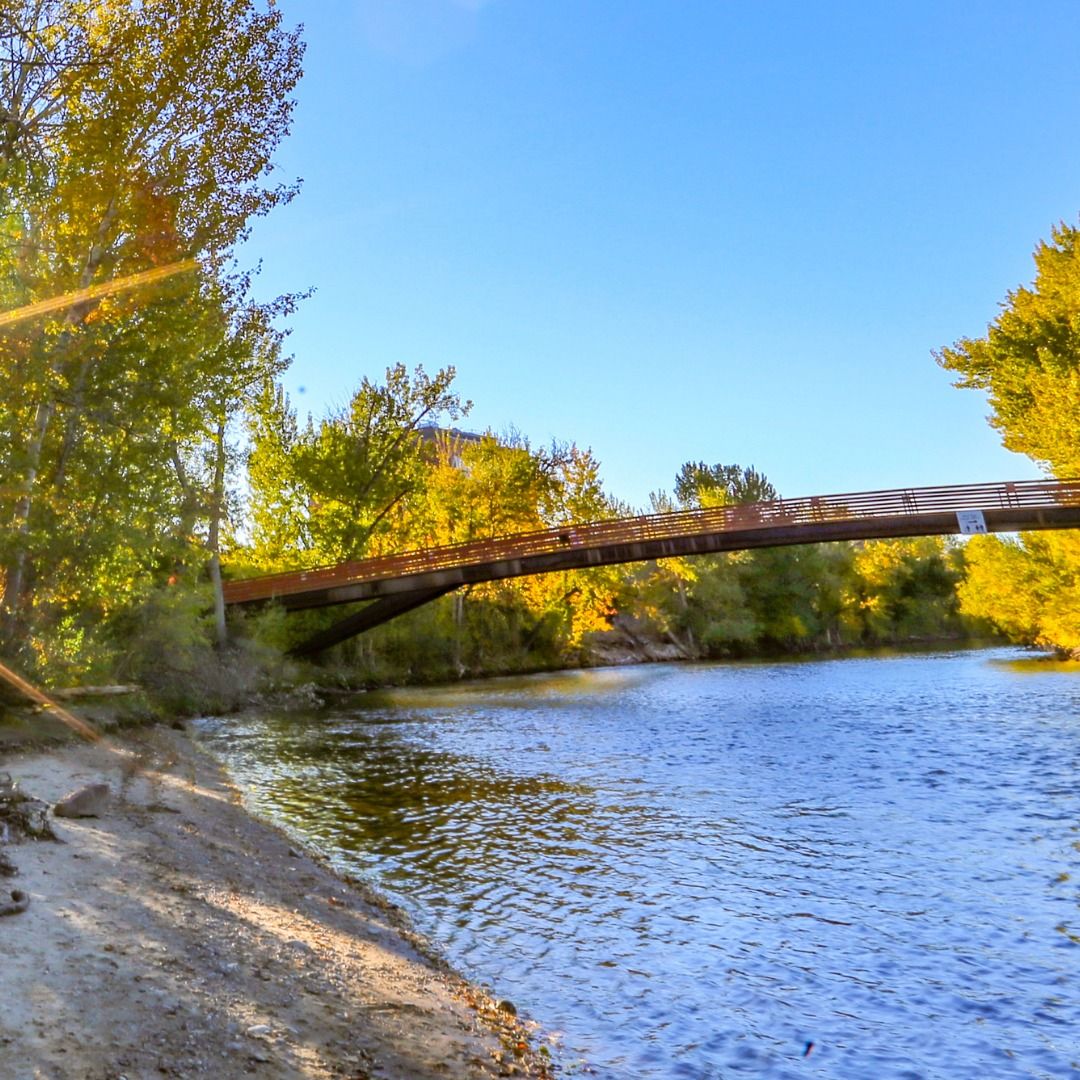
[195,648,1080,1078]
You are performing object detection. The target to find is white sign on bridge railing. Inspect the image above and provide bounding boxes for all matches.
[956,510,988,535]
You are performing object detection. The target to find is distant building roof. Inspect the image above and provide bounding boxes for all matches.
[416,425,484,469]
[416,425,484,446]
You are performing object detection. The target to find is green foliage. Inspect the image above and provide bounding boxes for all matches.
[24,613,119,688]
[737,545,836,650]
[619,465,969,660]
[936,220,1080,652]
[102,583,283,714]
[110,585,215,698]
[674,462,777,508]
[0,0,305,682]
[936,222,1080,476]
[247,364,469,566]
[958,532,1080,654]
[420,431,551,544]
[673,555,758,653]
[245,379,309,567]
[843,538,964,643]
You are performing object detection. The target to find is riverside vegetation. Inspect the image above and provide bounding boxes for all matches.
[0,2,1076,719]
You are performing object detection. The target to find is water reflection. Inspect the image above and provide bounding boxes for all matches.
[198,650,1080,1079]
[207,713,604,897]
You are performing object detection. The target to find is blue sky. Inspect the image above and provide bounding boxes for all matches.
[244,0,1080,510]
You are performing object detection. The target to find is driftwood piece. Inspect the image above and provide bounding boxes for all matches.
[0,772,57,843]
[0,659,100,742]
[50,685,139,700]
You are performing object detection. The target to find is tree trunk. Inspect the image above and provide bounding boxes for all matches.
[207,416,228,649]
[2,398,54,637]
[169,441,202,564]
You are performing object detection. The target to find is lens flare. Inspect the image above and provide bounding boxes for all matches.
[0,259,198,328]
[0,659,101,742]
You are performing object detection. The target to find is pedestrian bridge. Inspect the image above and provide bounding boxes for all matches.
[222,479,1080,656]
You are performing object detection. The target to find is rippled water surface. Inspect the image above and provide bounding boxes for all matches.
[196,650,1080,1078]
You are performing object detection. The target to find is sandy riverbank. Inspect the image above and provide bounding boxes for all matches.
[0,726,554,1079]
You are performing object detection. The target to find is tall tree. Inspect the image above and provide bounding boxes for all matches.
[245,377,308,568]
[247,364,469,566]
[175,276,297,645]
[935,221,1080,653]
[935,222,1080,476]
[957,532,1080,654]
[674,462,777,508]
[0,0,304,651]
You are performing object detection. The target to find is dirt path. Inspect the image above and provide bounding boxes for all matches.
[0,729,553,1080]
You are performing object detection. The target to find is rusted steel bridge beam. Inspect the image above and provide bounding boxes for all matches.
[222,479,1080,655]
[289,586,457,658]
[237,505,1080,612]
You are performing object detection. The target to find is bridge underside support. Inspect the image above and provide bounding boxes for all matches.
[289,585,458,659]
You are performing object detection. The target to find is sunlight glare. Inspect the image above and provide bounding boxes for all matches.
[0,259,198,328]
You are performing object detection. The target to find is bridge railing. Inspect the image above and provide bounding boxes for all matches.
[222,479,1080,605]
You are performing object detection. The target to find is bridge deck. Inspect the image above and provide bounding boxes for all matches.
[224,479,1080,613]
